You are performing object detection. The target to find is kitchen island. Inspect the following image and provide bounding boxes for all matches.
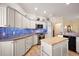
[41,37,68,56]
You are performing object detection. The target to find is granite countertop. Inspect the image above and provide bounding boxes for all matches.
[41,37,68,45]
[63,32,79,37]
[0,33,35,42]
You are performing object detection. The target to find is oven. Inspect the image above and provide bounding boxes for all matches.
[36,24,45,45]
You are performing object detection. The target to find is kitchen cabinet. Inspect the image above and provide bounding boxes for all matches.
[25,19,31,28]
[7,7,15,27]
[22,16,35,29]
[76,37,79,53]
[22,16,28,28]
[15,11,23,28]
[0,34,37,56]
[25,20,36,29]
[0,41,14,56]
[53,41,68,56]
[41,41,52,56]
[0,6,15,27]
[25,36,33,52]
[0,5,32,28]
[33,35,38,45]
[14,39,26,56]
[0,43,2,56]
[30,21,36,29]
[0,6,7,27]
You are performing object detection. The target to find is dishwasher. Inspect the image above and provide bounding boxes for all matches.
[63,35,76,52]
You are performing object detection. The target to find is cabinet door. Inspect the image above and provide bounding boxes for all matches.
[0,7,7,27]
[25,36,33,52]
[0,43,2,56]
[41,41,52,56]
[25,39,30,52]
[30,21,35,29]
[53,44,62,56]
[27,36,33,48]
[33,35,38,45]
[1,41,14,56]
[22,16,29,28]
[76,37,79,53]
[61,41,68,56]
[53,40,68,56]
[26,20,31,28]
[22,16,26,28]
[15,11,22,28]
[7,7,15,27]
[14,39,25,56]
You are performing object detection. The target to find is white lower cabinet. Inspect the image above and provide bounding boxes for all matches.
[0,35,36,56]
[53,41,68,56]
[0,41,14,56]
[41,42,52,56]
[33,35,38,45]
[76,37,79,53]
[25,36,33,52]
[0,44,1,56]
[14,39,26,56]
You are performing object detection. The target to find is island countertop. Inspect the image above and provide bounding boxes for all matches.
[41,37,68,45]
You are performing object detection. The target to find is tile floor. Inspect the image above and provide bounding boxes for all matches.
[26,45,79,56]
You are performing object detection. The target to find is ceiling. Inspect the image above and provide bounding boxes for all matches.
[18,3,79,18]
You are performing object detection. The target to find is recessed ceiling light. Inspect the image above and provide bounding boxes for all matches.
[44,10,46,14]
[35,8,38,11]
[66,3,70,5]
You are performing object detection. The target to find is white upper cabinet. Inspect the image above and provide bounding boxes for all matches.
[0,6,15,27]
[26,19,31,28]
[22,16,30,28]
[0,5,46,29]
[0,6,7,27]
[30,21,35,29]
[22,16,26,28]
[15,11,23,28]
[7,7,15,27]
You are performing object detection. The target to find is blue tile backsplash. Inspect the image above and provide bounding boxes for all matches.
[0,27,47,39]
[0,27,33,38]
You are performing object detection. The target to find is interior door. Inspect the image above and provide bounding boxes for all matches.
[54,23,63,36]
